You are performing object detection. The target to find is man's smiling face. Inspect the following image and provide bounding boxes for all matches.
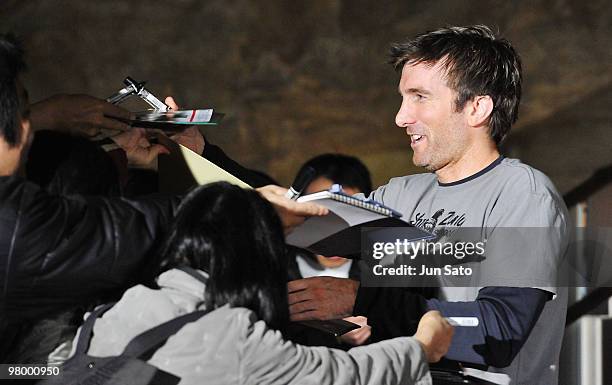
[395,61,470,173]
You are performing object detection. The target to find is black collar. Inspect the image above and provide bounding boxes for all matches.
[438,155,504,187]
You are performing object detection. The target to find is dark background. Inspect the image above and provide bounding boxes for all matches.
[1,0,610,191]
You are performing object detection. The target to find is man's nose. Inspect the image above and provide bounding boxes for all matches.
[395,99,417,128]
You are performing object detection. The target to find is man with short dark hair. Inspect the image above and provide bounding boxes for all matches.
[0,34,30,175]
[289,25,568,384]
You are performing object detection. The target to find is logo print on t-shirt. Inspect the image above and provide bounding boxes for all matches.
[410,210,467,235]
[423,209,445,232]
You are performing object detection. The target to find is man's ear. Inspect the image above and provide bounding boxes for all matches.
[12,117,33,177]
[466,95,494,128]
[0,117,31,177]
[19,116,31,149]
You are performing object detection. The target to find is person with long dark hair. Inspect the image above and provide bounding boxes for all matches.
[51,182,453,384]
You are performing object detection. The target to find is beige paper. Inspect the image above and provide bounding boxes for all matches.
[158,134,251,194]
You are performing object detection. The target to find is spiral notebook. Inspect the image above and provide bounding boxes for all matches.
[296,184,402,218]
[286,185,433,258]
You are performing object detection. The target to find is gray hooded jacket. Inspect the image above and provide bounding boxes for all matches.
[52,268,432,385]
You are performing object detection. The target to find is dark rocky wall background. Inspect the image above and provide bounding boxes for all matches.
[1,0,611,192]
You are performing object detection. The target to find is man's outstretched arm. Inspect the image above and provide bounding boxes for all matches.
[426,287,551,367]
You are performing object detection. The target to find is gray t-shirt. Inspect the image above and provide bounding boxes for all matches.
[368,157,569,385]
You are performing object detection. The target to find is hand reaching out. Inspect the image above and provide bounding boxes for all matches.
[339,316,371,346]
[163,96,205,154]
[256,185,328,234]
[170,126,205,155]
[414,310,454,363]
[29,94,130,136]
[164,96,179,110]
[287,276,358,321]
[111,127,169,169]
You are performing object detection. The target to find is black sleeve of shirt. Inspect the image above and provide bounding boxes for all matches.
[427,287,551,367]
[201,142,277,188]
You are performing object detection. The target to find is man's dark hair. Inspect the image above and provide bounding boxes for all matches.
[159,182,289,333]
[296,153,373,195]
[390,25,522,145]
[0,33,27,147]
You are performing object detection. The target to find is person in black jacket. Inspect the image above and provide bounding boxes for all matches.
[0,34,181,362]
[0,33,326,363]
